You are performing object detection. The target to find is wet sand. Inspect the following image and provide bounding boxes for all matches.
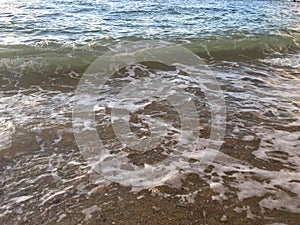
[1,59,300,224]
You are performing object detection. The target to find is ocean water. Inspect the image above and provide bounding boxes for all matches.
[1,0,300,224]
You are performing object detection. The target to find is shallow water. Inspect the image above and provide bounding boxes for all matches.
[1,0,300,224]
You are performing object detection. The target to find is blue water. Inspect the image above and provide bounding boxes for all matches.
[1,0,299,44]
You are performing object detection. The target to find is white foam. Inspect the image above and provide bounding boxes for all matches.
[242,135,255,142]
[82,205,101,221]
[11,195,33,204]
[260,55,300,68]
[57,213,67,223]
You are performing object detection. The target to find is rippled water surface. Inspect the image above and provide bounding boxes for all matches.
[0,0,300,224]
[1,0,300,43]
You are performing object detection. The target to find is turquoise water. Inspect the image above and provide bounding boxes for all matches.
[1,1,300,224]
[0,0,299,63]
